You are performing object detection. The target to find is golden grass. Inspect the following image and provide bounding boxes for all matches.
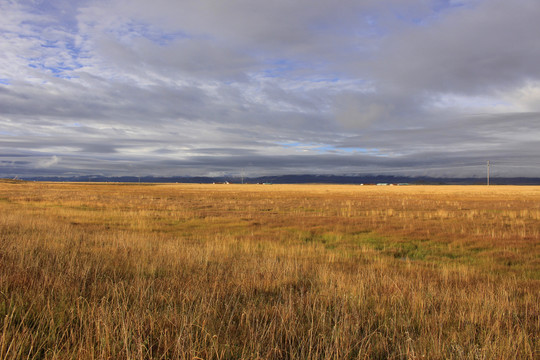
[0,182,538,359]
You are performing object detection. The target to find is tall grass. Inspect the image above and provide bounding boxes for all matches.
[0,182,538,359]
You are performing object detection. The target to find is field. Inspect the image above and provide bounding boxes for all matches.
[0,181,538,359]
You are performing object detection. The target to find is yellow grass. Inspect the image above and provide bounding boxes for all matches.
[0,182,538,359]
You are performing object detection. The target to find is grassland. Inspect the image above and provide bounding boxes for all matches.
[0,181,538,359]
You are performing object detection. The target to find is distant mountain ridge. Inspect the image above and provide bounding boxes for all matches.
[13,174,540,185]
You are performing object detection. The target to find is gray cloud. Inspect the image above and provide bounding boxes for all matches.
[374,0,540,95]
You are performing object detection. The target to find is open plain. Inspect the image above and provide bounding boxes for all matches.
[0,181,538,359]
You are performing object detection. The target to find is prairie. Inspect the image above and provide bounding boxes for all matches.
[0,181,538,359]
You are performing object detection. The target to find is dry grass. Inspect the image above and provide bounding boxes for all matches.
[0,182,538,359]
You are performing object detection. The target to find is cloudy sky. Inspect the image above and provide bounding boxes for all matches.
[1,0,539,178]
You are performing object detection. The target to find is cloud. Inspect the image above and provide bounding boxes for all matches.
[37,155,60,168]
[373,0,540,95]
[0,0,539,178]
[335,97,392,129]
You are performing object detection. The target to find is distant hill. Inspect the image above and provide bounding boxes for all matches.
[14,174,540,185]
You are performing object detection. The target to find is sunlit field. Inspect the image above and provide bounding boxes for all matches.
[0,181,538,359]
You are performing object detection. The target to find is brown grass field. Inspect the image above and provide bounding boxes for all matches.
[0,181,538,359]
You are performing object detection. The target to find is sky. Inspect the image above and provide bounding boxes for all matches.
[1,0,540,178]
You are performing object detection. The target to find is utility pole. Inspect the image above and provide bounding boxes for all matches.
[487,160,490,186]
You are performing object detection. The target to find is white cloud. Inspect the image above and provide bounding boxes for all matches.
[501,82,540,112]
[37,155,60,168]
